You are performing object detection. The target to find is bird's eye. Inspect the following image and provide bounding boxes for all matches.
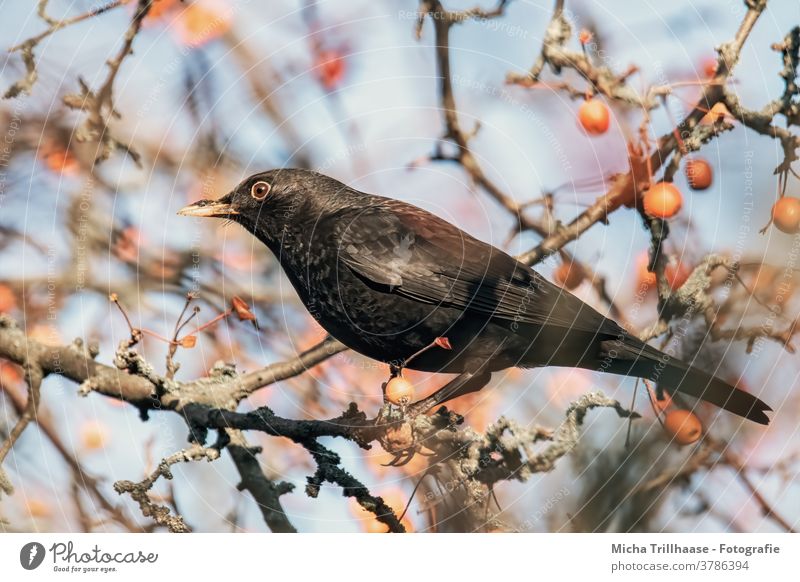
[250,181,271,200]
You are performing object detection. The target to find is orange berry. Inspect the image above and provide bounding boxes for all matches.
[0,361,23,388]
[663,409,702,445]
[554,261,585,290]
[316,50,346,91]
[0,284,16,313]
[173,1,232,47]
[701,57,717,78]
[685,158,713,191]
[643,182,683,219]
[385,376,414,405]
[635,252,657,290]
[40,145,79,176]
[28,324,62,346]
[365,519,389,533]
[771,197,800,234]
[578,98,610,135]
[701,102,730,125]
[665,262,691,290]
[578,29,593,45]
[179,335,197,348]
[80,421,109,451]
[27,498,52,519]
[146,0,180,21]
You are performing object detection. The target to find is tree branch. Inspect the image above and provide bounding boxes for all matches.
[114,444,220,533]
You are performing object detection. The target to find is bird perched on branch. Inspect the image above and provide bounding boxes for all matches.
[179,169,771,424]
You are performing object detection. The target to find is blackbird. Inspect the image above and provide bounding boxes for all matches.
[179,169,771,424]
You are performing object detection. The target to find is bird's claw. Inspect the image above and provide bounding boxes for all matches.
[382,447,418,467]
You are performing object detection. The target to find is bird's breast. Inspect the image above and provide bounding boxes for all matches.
[278,251,453,361]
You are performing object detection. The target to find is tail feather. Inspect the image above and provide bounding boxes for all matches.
[600,338,772,425]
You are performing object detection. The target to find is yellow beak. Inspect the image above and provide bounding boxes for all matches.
[177,199,239,218]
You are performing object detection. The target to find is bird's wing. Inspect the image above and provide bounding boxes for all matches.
[332,199,621,336]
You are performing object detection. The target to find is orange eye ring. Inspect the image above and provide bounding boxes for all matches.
[251,181,271,200]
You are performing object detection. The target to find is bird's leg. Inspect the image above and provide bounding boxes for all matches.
[410,369,492,415]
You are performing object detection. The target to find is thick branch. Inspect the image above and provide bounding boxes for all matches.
[233,337,347,401]
[0,315,157,406]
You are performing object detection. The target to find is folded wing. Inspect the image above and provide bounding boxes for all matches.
[333,197,621,336]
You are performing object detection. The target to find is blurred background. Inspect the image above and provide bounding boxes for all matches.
[0,0,798,533]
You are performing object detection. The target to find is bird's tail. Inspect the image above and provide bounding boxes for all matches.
[599,336,772,425]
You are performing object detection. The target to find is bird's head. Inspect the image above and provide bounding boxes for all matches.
[178,169,348,242]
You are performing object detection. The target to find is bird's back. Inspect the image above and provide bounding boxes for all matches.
[270,183,622,371]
